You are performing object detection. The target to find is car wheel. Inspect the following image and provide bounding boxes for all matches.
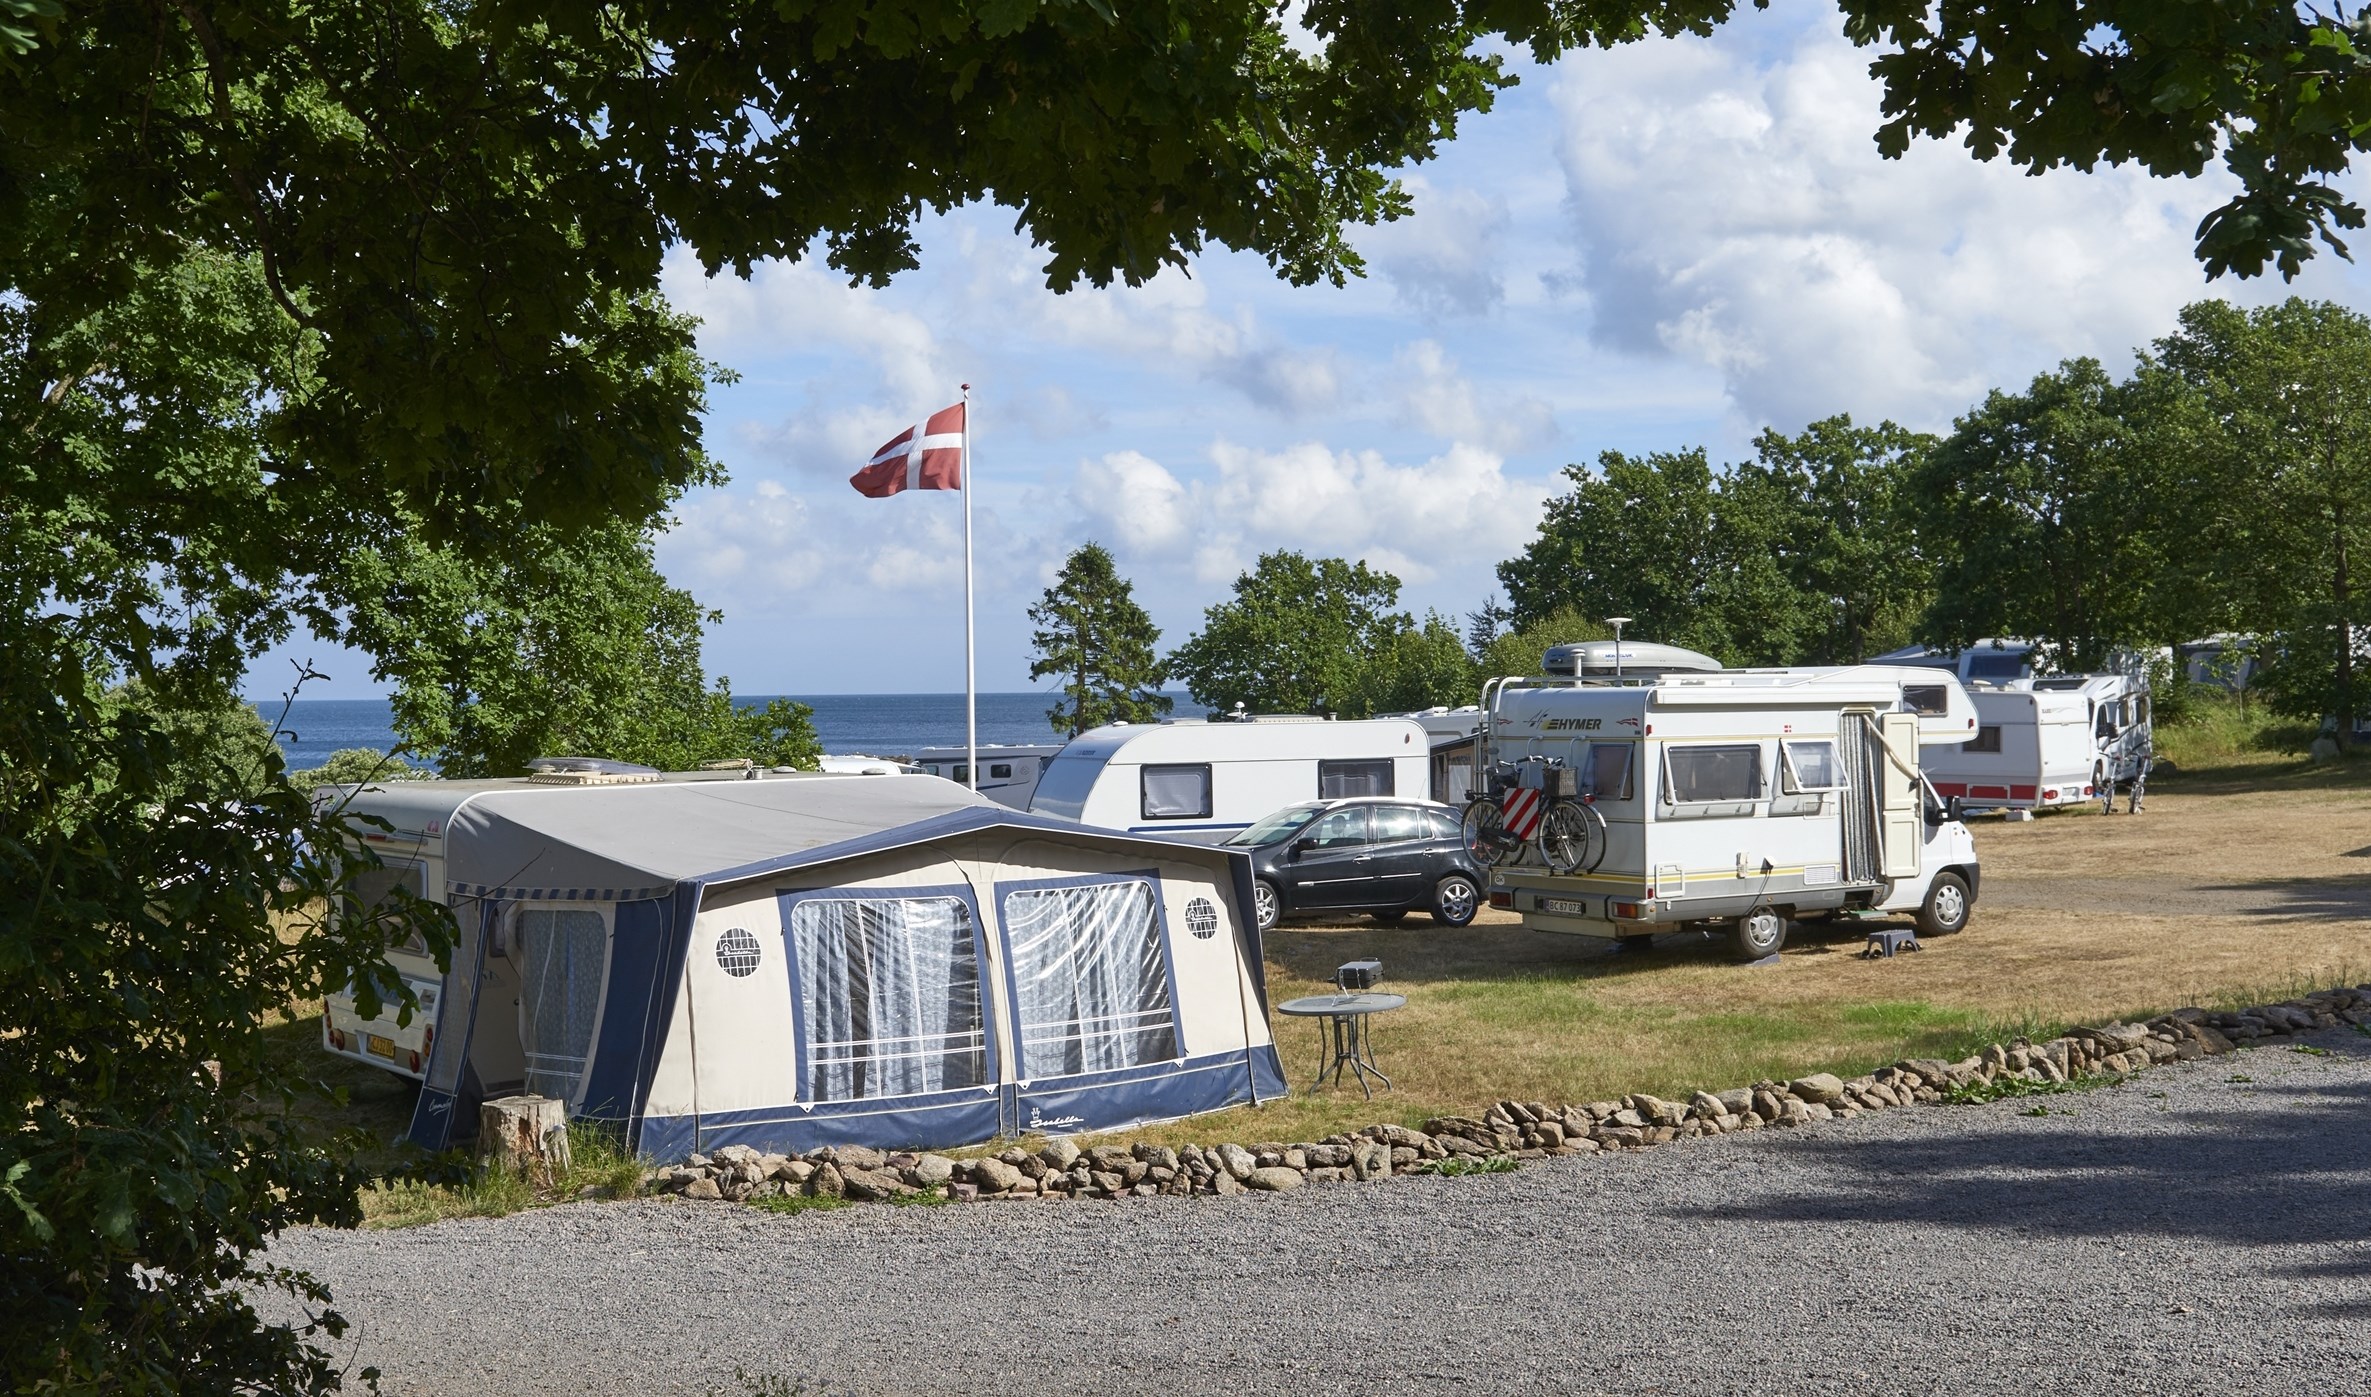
[1252,879,1280,933]
[1916,872,1971,938]
[1730,907,1787,961]
[1431,874,1479,927]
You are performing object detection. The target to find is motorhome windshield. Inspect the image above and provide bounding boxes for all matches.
[1226,805,1322,847]
[1966,653,2027,680]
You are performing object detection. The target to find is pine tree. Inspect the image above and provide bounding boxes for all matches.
[1029,544,1172,737]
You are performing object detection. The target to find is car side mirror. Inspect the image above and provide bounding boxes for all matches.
[1292,837,1317,856]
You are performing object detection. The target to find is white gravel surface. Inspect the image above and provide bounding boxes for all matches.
[274,1031,2371,1397]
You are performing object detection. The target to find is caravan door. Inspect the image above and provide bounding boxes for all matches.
[1878,712,1922,878]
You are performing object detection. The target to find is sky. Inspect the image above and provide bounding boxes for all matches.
[251,7,2371,700]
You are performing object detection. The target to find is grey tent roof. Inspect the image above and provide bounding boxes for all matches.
[441,776,999,900]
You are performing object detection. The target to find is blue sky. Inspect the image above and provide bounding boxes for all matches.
[255,7,2371,699]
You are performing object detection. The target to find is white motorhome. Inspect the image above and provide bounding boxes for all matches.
[1474,667,1983,960]
[1029,716,1430,843]
[911,744,1064,809]
[1922,673,2152,815]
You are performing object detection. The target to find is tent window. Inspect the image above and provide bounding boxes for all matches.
[788,896,985,1103]
[1002,879,1177,1079]
[1663,745,1764,802]
[1317,758,1394,799]
[1141,764,1212,819]
[515,907,610,1104]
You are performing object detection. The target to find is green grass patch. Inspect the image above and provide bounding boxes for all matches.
[748,1191,853,1217]
[361,1119,647,1229]
[1423,1154,1519,1177]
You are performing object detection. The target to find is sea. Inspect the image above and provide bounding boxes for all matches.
[259,692,1209,769]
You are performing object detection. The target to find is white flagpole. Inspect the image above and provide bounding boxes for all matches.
[962,383,976,792]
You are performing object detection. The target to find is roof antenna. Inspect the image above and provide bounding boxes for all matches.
[1606,617,1632,679]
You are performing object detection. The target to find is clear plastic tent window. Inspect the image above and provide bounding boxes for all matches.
[788,897,986,1103]
[1002,880,1178,1080]
[516,907,610,1103]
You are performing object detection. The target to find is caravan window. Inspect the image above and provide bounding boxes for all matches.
[1002,879,1177,1079]
[1663,745,1764,802]
[1968,725,2004,753]
[1582,744,1634,801]
[788,896,986,1102]
[1902,685,1951,717]
[1966,653,2026,681]
[1317,758,1394,799]
[1140,764,1213,820]
[1780,740,1843,793]
[514,906,611,1104]
[342,859,430,956]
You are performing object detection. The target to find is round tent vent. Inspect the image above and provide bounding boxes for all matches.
[715,927,762,978]
[1184,897,1220,939]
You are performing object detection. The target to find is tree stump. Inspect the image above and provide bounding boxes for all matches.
[480,1094,571,1186]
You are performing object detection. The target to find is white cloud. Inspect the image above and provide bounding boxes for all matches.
[1549,13,2263,430]
[1393,340,1557,453]
[1365,176,1513,317]
[1069,438,1553,591]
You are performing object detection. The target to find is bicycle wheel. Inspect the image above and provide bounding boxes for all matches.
[1537,799,1608,874]
[1461,798,1521,866]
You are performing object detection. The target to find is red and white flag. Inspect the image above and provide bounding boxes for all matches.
[850,401,965,497]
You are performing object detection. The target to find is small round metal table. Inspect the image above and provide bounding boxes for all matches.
[1277,992,1407,1099]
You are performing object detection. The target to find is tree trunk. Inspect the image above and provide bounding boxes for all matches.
[2337,499,2353,749]
[480,1094,571,1186]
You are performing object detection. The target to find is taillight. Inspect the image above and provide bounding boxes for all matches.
[1612,901,1640,919]
[422,1024,434,1057]
[329,1028,346,1051]
[408,1049,422,1072]
[1488,890,1513,910]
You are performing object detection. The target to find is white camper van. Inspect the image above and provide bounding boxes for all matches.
[1924,673,2152,815]
[1470,667,1983,961]
[316,767,1286,1158]
[911,744,1063,809]
[1030,716,1430,843]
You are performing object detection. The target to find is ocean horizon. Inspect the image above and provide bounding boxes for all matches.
[259,691,1209,768]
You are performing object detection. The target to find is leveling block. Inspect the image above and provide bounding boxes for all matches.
[1861,928,1922,959]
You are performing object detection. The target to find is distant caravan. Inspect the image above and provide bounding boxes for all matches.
[1469,665,1983,961]
[1921,673,2153,816]
[1028,715,1430,843]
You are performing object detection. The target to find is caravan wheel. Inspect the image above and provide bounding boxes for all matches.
[1252,880,1281,933]
[1731,908,1787,961]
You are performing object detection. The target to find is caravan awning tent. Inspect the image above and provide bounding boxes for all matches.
[340,775,1285,1159]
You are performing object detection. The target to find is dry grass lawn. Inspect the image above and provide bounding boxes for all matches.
[1117,760,2371,1148]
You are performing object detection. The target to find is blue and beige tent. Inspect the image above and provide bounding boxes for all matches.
[322,771,1285,1160]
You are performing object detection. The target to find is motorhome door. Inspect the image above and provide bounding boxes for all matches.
[1878,712,1921,878]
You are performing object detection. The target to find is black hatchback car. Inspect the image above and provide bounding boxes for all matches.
[1224,798,1485,931]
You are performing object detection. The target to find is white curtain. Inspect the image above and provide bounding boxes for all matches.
[788,897,985,1102]
[1002,880,1177,1080]
[517,908,609,1103]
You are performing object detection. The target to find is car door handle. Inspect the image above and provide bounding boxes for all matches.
[1354,855,1373,863]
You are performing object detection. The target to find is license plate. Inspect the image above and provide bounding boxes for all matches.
[1540,897,1590,917]
[365,1033,398,1061]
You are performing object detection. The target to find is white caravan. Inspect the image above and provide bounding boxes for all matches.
[1473,667,1983,960]
[1030,716,1430,843]
[1923,674,2153,814]
[912,744,1064,809]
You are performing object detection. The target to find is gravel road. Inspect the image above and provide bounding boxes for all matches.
[272,1031,2371,1397]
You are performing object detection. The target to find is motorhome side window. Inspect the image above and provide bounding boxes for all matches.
[1779,740,1843,793]
[512,906,611,1104]
[1582,744,1634,801]
[1968,725,2004,754]
[1140,764,1213,820]
[1317,758,1394,799]
[787,896,986,1103]
[1002,879,1177,1078]
[1902,685,1950,717]
[1663,745,1764,802]
[343,860,430,956]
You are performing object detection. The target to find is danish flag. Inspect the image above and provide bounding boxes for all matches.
[850,401,965,497]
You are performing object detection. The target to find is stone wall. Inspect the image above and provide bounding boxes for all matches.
[642,986,2371,1206]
